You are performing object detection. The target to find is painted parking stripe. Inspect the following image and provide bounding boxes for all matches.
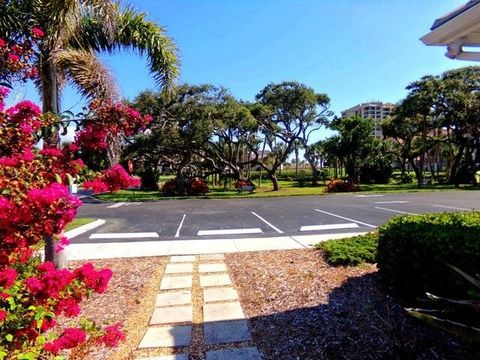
[251,212,284,234]
[375,201,409,204]
[355,195,383,198]
[314,209,376,228]
[374,207,418,215]
[107,202,126,208]
[89,232,159,239]
[175,214,186,238]
[433,204,470,211]
[300,223,359,232]
[124,202,141,206]
[197,228,263,236]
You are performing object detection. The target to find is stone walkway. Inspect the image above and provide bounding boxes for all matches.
[135,254,262,360]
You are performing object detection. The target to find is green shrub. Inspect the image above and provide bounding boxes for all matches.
[377,211,480,300]
[316,233,378,266]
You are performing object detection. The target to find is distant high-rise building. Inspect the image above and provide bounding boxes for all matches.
[340,101,395,138]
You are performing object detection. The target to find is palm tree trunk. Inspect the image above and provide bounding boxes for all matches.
[40,55,67,267]
[41,55,61,148]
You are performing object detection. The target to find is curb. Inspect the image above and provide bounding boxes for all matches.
[66,232,370,260]
[64,219,106,239]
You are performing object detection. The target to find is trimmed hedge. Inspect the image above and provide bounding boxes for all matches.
[377,211,480,299]
[317,233,378,266]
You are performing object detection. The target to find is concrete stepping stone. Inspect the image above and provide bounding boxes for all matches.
[138,325,191,348]
[136,355,188,360]
[200,274,231,287]
[204,320,251,345]
[203,302,245,322]
[203,287,239,303]
[160,275,192,290]
[170,255,196,263]
[156,290,191,307]
[205,347,261,360]
[150,305,192,325]
[199,263,227,273]
[199,254,225,261]
[165,263,194,274]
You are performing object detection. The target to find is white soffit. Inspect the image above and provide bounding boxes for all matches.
[421,2,480,46]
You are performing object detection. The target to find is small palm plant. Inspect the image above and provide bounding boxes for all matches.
[406,264,480,343]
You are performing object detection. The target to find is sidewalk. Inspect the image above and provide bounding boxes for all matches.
[66,232,367,260]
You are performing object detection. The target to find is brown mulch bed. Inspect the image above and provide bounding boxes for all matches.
[65,256,168,360]
[226,249,480,360]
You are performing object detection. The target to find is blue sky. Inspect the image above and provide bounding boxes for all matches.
[10,0,476,140]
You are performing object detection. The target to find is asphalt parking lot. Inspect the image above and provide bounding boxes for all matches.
[71,191,480,244]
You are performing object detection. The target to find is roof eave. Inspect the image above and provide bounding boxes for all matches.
[421,2,480,46]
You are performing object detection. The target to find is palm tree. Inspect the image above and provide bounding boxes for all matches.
[1,0,179,146]
[1,1,178,266]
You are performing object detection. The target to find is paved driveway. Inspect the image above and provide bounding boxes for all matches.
[72,191,480,244]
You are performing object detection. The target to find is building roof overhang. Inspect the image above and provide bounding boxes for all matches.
[421,0,480,61]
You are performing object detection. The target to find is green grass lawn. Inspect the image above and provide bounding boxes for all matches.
[65,218,96,231]
[358,183,479,193]
[94,180,479,202]
[96,181,325,202]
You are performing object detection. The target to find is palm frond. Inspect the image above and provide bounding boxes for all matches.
[35,0,115,49]
[74,6,179,92]
[52,49,118,100]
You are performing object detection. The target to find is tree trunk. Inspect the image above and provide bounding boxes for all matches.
[44,237,68,268]
[295,147,299,179]
[106,135,122,166]
[268,172,279,191]
[41,55,60,148]
[41,54,66,266]
[176,154,192,195]
[449,143,465,186]
[408,157,422,187]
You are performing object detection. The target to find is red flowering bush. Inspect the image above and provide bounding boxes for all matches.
[83,164,140,193]
[75,99,152,152]
[162,179,177,196]
[186,178,209,195]
[326,178,359,193]
[234,178,255,190]
[0,53,126,356]
[0,27,42,84]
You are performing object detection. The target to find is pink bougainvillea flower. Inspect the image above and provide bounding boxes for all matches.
[7,54,20,62]
[0,268,17,289]
[31,27,45,38]
[97,323,125,347]
[0,310,7,322]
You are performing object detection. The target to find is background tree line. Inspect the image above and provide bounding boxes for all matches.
[119,66,480,192]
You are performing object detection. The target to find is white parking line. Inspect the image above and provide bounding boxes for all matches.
[314,209,377,228]
[355,195,383,198]
[433,204,470,211]
[107,202,126,208]
[175,214,186,238]
[124,202,141,206]
[375,201,409,204]
[251,212,284,234]
[300,223,359,232]
[89,232,159,239]
[374,207,417,215]
[197,228,263,236]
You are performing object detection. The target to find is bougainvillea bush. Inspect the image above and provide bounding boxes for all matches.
[83,164,140,193]
[0,62,125,358]
[161,179,177,196]
[326,178,359,193]
[186,178,209,195]
[0,27,42,84]
[75,99,152,152]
